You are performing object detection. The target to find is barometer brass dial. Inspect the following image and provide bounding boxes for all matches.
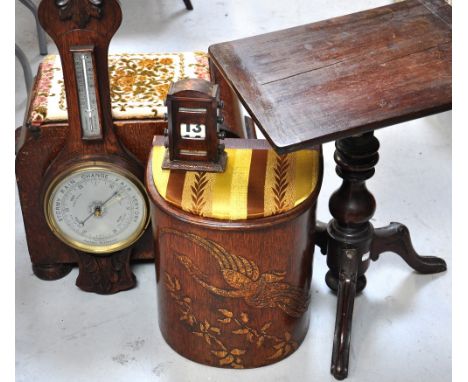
[44,162,149,254]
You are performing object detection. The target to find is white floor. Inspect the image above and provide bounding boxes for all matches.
[15,1,451,381]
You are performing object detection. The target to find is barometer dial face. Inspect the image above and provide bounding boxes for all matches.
[44,163,149,254]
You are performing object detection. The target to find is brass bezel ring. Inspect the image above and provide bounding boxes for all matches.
[43,161,150,255]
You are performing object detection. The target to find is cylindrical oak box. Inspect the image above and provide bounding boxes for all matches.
[146,137,322,368]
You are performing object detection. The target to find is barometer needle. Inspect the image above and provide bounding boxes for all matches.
[79,190,119,226]
[100,190,121,208]
[80,210,96,226]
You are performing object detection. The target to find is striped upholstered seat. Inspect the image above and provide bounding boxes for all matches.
[151,143,321,220]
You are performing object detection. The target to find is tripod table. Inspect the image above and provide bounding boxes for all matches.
[208,0,451,379]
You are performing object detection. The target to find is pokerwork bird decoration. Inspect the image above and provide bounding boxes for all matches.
[160,228,309,318]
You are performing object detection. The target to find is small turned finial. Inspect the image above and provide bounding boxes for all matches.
[40,0,121,42]
[162,78,227,173]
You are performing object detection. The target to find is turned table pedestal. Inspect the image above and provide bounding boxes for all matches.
[208,0,451,379]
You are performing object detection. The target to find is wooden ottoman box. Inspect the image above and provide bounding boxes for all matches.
[146,136,323,368]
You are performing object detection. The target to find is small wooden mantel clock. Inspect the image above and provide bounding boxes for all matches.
[37,0,149,294]
[162,78,226,172]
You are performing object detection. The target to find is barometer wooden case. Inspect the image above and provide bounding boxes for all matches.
[16,0,150,294]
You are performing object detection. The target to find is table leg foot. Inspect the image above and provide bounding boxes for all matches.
[330,248,360,380]
[371,222,447,273]
[183,0,193,10]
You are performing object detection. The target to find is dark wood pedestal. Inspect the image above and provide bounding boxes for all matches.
[315,132,447,379]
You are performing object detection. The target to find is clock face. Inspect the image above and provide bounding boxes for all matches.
[44,163,149,254]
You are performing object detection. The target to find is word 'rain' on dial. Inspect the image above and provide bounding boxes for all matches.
[47,167,148,253]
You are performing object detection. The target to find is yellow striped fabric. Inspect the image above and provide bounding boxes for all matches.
[151,145,320,220]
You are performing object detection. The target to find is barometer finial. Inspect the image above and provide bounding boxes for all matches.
[55,0,103,28]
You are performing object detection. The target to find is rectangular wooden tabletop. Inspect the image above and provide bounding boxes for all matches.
[209,0,452,153]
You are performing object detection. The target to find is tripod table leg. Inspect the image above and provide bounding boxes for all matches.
[183,0,193,10]
[371,222,446,273]
[320,131,447,379]
[315,220,328,255]
[330,248,360,380]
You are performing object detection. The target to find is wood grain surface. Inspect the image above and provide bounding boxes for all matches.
[15,119,163,271]
[146,139,323,368]
[209,0,452,153]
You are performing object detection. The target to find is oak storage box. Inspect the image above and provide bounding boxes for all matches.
[146,136,323,368]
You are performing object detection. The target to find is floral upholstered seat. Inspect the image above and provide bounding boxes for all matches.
[28,51,209,126]
[151,144,321,220]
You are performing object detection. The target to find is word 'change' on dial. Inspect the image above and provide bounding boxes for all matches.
[46,166,148,254]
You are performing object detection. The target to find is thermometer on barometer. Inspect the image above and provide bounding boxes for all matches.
[71,46,103,140]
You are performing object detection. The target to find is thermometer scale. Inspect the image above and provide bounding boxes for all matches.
[71,45,102,140]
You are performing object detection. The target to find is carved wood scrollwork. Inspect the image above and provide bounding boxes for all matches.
[55,0,103,28]
[75,249,136,294]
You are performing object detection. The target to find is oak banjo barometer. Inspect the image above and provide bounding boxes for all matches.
[37,0,149,294]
